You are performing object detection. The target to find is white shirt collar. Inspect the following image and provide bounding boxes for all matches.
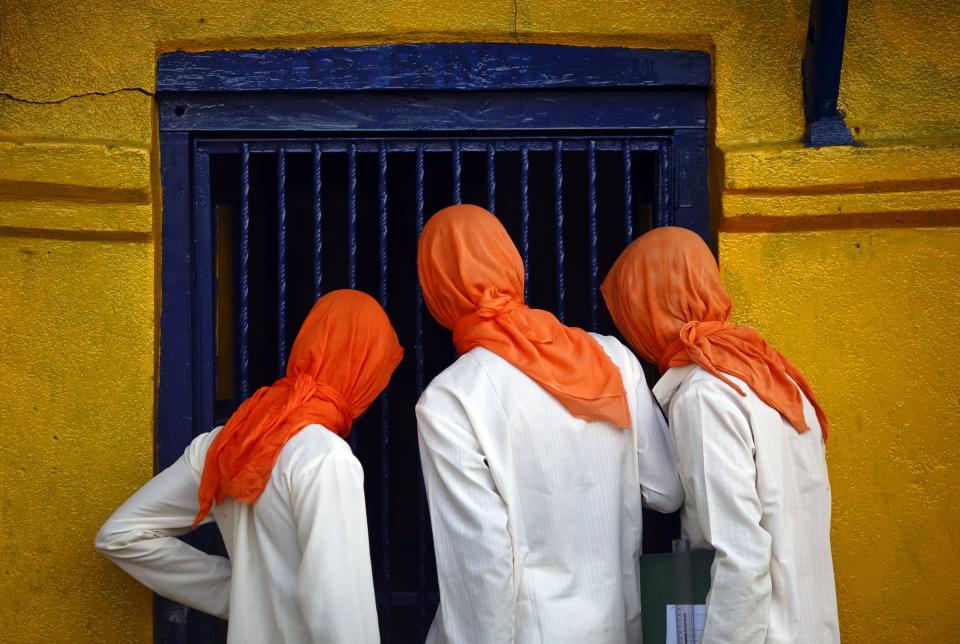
[652,365,696,409]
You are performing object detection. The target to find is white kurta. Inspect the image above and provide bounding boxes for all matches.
[416,334,683,644]
[653,365,840,644]
[95,424,380,644]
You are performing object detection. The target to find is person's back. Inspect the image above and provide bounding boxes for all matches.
[601,226,840,644]
[414,204,682,644]
[654,365,838,643]
[194,424,374,643]
[95,289,403,644]
[417,335,682,643]
[97,423,377,644]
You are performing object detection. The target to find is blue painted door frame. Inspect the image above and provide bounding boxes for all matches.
[157,42,711,644]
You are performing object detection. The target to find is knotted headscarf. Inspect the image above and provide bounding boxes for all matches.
[194,289,404,524]
[418,204,630,428]
[601,226,828,438]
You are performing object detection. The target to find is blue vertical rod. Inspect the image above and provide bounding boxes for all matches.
[415,145,426,397]
[452,139,462,204]
[239,144,251,398]
[587,140,599,331]
[622,140,634,242]
[414,142,428,641]
[277,147,288,376]
[486,144,496,212]
[312,143,323,300]
[656,143,671,227]
[520,144,530,301]
[348,143,358,289]
[377,142,391,641]
[347,144,358,452]
[554,140,566,322]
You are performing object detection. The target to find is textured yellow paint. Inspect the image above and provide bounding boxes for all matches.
[0,236,155,643]
[720,228,960,641]
[0,0,958,642]
[0,201,154,235]
[0,140,151,198]
[841,0,960,143]
[723,142,960,192]
[723,188,960,219]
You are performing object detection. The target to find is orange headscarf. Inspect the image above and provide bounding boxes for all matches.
[418,204,630,428]
[194,289,403,525]
[601,226,828,438]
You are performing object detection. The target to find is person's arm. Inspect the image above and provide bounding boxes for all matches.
[670,386,772,644]
[634,383,685,512]
[290,449,379,644]
[416,379,514,643]
[94,446,231,619]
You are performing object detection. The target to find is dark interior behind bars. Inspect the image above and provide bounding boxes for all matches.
[203,136,680,642]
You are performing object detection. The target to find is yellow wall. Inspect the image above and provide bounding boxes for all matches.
[0,0,956,641]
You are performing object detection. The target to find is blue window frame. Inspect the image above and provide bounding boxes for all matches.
[157,43,710,644]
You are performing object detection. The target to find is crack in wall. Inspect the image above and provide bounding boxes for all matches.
[513,0,519,41]
[0,87,153,106]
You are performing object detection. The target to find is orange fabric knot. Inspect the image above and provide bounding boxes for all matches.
[288,373,354,436]
[476,286,521,319]
[660,321,747,397]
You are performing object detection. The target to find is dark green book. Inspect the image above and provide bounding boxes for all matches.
[639,544,714,643]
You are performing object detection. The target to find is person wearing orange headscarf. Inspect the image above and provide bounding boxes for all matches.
[96,290,402,644]
[415,204,682,644]
[601,227,839,644]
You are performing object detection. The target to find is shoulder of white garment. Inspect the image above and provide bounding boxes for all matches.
[669,366,755,419]
[417,337,643,412]
[416,347,497,407]
[276,424,361,481]
[181,427,223,481]
[180,424,359,486]
[588,332,644,380]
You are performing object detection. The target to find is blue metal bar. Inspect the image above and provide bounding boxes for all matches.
[164,90,707,134]
[415,145,426,398]
[277,147,288,376]
[239,143,251,399]
[156,131,193,642]
[158,44,712,93]
[157,131,193,469]
[554,140,565,322]
[348,144,358,452]
[348,144,358,289]
[192,147,215,435]
[802,0,854,146]
[197,138,668,155]
[312,143,323,300]
[622,140,634,242]
[452,139,462,204]
[377,142,391,641]
[486,144,496,212]
[414,142,428,641]
[656,142,671,228]
[520,144,530,301]
[587,140,598,331]
[378,143,389,306]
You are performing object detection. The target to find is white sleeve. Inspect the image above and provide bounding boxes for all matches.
[290,450,379,644]
[670,387,772,644]
[94,436,231,619]
[634,381,685,513]
[416,380,515,643]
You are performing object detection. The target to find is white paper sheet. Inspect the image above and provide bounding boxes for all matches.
[665,604,706,644]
